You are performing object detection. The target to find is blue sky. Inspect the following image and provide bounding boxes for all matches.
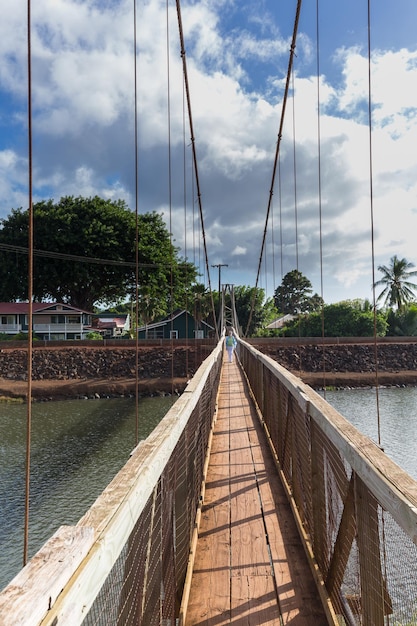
[1,0,417,305]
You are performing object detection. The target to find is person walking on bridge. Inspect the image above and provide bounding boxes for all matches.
[225,330,237,363]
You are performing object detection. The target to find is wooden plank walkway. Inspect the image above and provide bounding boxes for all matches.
[184,357,329,625]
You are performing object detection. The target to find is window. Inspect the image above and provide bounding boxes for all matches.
[170,330,178,339]
[1,315,16,325]
[147,328,164,339]
[194,330,204,339]
[67,316,80,324]
[51,315,65,324]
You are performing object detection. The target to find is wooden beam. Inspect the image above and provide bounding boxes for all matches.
[0,526,94,626]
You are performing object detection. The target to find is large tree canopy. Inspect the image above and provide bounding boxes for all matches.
[230,285,269,336]
[0,196,197,312]
[274,269,323,315]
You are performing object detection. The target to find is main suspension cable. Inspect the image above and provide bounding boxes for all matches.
[245,0,303,337]
[175,0,218,339]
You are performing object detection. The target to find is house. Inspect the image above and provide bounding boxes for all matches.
[92,313,130,338]
[137,309,214,339]
[0,302,92,340]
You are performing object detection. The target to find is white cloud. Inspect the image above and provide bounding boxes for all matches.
[232,245,247,256]
[0,0,416,304]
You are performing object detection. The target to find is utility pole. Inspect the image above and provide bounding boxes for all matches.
[211,263,228,296]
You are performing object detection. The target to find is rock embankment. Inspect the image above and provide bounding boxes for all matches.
[1,341,417,400]
[256,343,417,373]
[0,345,208,400]
[0,346,201,381]
[252,341,417,388]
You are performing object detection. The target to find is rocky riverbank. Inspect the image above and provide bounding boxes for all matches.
[0,345,209,401]
[1,341,417,401]
[252,341,417,388]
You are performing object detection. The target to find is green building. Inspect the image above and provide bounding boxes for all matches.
[137,309,214,339]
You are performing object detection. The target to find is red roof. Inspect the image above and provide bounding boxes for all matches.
[0,302,91,314]
[95,317,126,329]
[0,302,47,314]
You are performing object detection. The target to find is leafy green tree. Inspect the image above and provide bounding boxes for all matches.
[281,302,387,337]
[85,331,103,340]
[251,297,280,337]
[137,285,167,327]
[274,270,323,314]
[374,255,417,311]
[386,304,417,336]
[261,297,280,328]
[231,286,269,336]
[0,196,197,312]
[99,302,131,315]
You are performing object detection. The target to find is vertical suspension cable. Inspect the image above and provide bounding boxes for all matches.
[279,155,283,282]
[191,164,198,369]
[290,65,303,372]
[133,0,140,447]
[291,68,299,275]
[166,0,175,393]
[182,78,189,375]
[366,0,381,445]
[263,227,268,299]
[271,196,276,298]
[367,3,388,600]
[276,155,284,333]
[316,0,327,396]
[23,0,33,567]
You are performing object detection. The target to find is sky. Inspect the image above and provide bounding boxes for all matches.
[1,0,417,305]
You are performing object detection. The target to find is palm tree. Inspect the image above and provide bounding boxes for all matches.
[374,255,417,310]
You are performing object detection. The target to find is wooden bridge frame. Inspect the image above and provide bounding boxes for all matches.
[1,337,417,624]
[240,340,417,624]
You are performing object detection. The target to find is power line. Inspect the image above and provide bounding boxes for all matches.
[0,242,159,268]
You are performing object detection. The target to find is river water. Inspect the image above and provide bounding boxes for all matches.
[0,395,175,592]
[322,386,417,481]
[1,386,417,595]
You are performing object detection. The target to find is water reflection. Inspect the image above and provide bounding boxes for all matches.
[0,395,173,591]
[323,386,417,480]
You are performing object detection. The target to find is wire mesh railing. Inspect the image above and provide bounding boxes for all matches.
[239,339,417,626]
[0,339,223,626]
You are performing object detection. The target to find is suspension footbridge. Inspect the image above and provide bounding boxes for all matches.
[2,0,417,622]
[2,335,417,624]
